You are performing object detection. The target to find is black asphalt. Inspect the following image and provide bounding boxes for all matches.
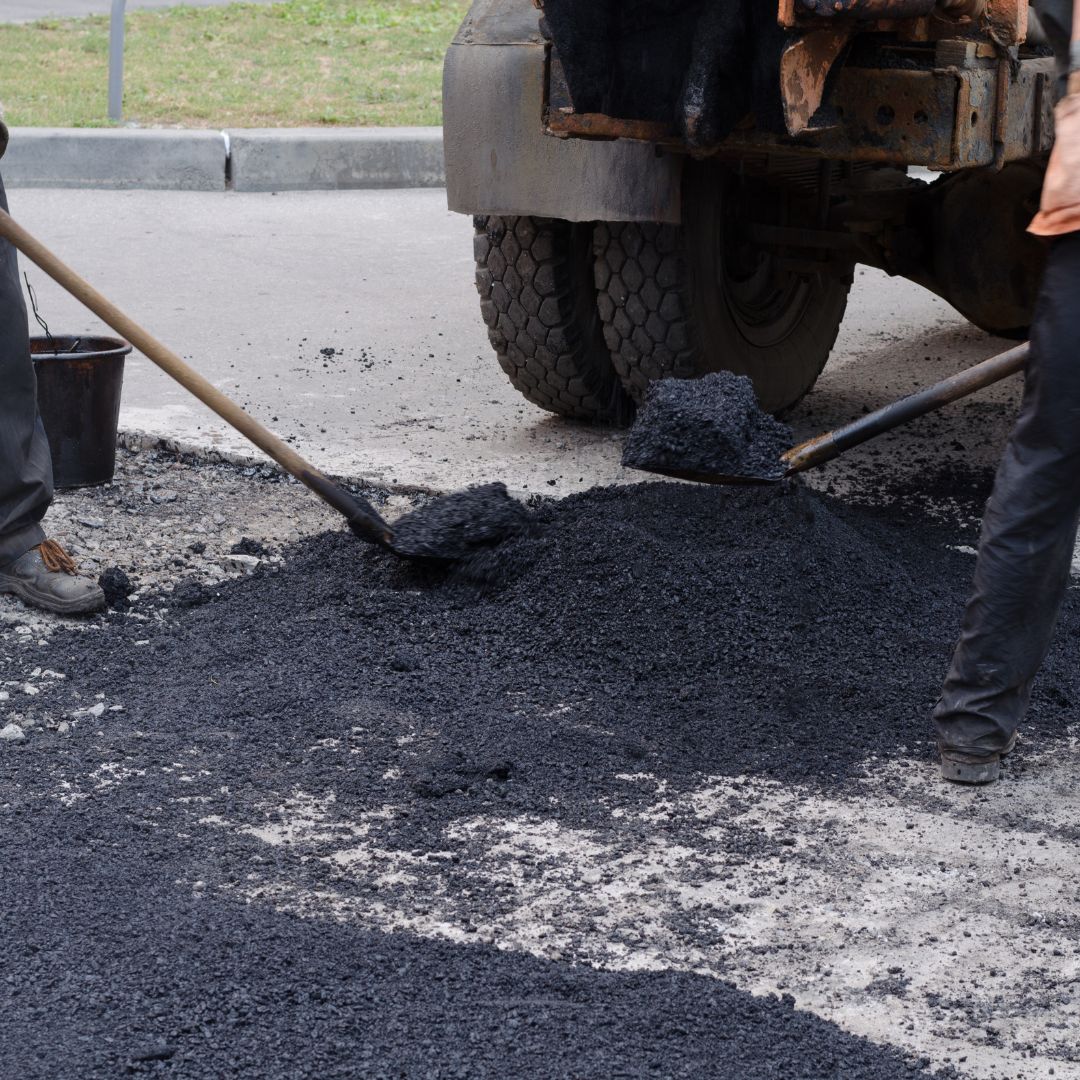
[390,481,533,564]
[7,474,1072,1078]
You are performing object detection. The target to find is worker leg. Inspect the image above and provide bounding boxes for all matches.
[0,173,52,568]
[934,231,1080,756]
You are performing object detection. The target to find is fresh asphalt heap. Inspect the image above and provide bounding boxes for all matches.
[390,481,533,564]
[622,372,793,481]
[3,464,1080,1076]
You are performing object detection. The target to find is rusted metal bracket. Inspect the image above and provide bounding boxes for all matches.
[783,0,987,21]
[982,0,1027,48]
[780,28,855,135]
[779,0,1020,44]
[546,110,676,144]
[796,0,936,18]
[547,55,1055,170]
[784,0,963,20]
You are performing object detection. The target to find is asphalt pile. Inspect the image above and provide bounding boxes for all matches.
[622,373,793,480]
[8,477,1078,1077]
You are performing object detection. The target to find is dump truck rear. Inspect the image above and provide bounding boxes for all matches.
[443,0,1053,419]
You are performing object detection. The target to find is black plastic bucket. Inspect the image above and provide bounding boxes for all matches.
[31,335,132,489]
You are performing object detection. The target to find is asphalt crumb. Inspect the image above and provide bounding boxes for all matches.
[97,566,134,610]
[171,579,216,609]
[230,537,270,557]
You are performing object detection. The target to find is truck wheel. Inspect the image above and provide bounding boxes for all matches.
[474,215,633,424]
[593,170,852,414]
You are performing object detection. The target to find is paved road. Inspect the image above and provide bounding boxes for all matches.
[0,0,274,21]
[4,187,1075,1080]
[10,459,1079,1080]
[8,186,1019,498]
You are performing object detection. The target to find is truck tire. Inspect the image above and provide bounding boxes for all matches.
[593,170,852,414]
[474,215,633,424]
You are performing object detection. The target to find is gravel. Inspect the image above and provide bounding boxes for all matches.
[3,451,1078,1078]
[1,445,409,630]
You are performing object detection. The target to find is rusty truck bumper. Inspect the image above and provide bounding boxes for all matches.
[444,0,1053,224]
[547,54,1056,172]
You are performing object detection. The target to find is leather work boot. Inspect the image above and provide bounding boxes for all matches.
[938,731,1018,785]
[0,540,106,616]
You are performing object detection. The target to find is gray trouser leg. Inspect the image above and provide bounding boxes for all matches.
[0,173,52,566]
[934,232,1080,753]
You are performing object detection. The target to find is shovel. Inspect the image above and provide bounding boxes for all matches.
[635,342,1030,486]
[0,207,431,559]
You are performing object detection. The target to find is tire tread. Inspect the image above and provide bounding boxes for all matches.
[474,216,632,423]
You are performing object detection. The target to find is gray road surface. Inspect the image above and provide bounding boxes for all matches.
[8,185,1019,497]
[0,0,274,21]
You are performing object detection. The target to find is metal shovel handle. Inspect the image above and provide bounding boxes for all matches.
[782,342,1030,475]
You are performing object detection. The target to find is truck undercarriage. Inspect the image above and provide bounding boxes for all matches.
[541,0,1049,167]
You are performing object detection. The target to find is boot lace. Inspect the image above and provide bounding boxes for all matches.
[36,539,78,576]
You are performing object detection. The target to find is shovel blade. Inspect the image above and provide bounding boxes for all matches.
[625,462,786,486]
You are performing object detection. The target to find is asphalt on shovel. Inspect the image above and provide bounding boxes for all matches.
[631,342,1030,486]
[0,208,439,561]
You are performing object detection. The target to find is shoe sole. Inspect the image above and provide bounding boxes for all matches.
[0,578,106,616]
[940,756,1001,784]
[939,732,1018,785]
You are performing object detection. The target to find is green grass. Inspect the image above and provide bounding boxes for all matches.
[0,0,469,128]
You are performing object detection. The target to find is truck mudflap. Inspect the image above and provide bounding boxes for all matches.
[442,0,683,223]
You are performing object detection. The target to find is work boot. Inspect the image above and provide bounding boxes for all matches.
[0,539,105,616]
[938,731,1018,785]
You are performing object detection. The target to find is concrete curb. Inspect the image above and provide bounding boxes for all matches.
[2,126,447,191]
[230,127,445,192]
[4,128,227,191]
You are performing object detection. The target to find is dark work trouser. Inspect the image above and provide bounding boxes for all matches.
[934,232,1080,753]
[0,173,52,566]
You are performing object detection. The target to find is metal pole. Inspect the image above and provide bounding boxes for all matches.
[782,343,1030,476]
[108,0,126,123]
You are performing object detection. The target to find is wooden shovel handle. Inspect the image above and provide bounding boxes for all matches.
[0,207,393,546]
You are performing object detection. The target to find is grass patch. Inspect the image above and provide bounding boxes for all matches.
[0,0,469,128]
